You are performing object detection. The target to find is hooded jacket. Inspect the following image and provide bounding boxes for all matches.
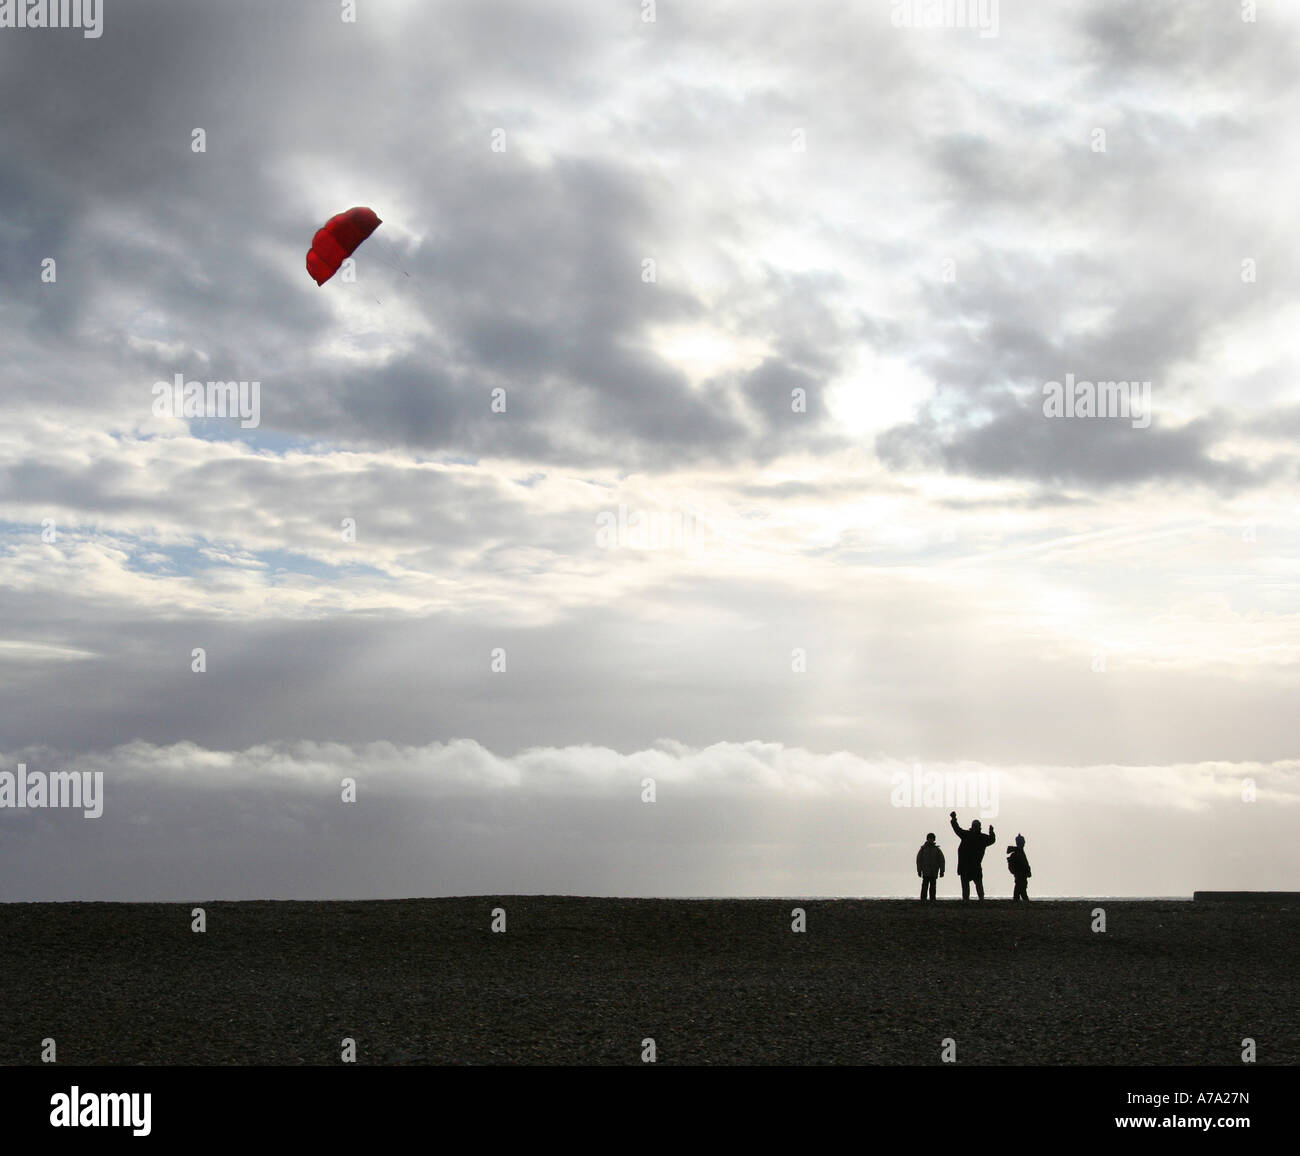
[916,841,945,877]
[950,815,996,875]
[1007,846,1031,877]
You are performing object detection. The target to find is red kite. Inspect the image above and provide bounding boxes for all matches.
[306,206,382,286]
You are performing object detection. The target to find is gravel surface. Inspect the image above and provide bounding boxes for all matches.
[2,897,1295,1065]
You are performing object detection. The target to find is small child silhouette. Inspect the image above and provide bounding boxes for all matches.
[916,833,945,902]
[1006,834,1031,901]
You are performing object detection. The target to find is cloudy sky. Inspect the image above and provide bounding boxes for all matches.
[1,0,1297,900]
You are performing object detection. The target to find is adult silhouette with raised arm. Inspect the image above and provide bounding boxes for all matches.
[949,811,996,900]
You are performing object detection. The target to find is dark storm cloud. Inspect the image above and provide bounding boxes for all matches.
[876,401,1263,489]
[1078,0,1296,88]
[6,0,1287,480]
[0,458,150,514]
[851,1,1299,493]
[871,224,1287,490]
[0,0,845,465]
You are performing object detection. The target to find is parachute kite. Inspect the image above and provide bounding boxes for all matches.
[306,206,382,286]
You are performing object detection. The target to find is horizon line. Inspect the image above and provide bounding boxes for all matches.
[0,893,1208,904]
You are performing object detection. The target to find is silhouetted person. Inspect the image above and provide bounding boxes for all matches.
[949,811,996,900]
[1007,833,1031,901]
[916,832,945,901]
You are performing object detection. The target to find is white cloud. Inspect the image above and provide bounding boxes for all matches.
[2,740,1294,900]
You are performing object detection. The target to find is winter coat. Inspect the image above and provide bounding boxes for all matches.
[950,816,996,876]
[916,842,945,877]
[1007,847,1031,878]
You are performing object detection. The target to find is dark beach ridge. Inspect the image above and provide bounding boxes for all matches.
[2,897,1295,1065]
